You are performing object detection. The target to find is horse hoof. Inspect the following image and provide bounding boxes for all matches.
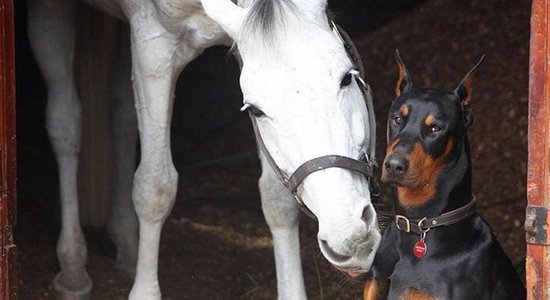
[53,271,92,300]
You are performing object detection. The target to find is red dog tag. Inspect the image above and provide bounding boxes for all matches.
[413,240,427,258]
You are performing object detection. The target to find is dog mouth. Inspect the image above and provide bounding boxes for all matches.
[381,171,426,189]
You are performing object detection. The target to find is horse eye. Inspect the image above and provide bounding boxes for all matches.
[248,105,266,118]
[340,73,353,87]
[430,125,442,133]
[392,116,402,125]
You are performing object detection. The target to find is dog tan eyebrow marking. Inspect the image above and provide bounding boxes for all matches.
[425,114,435,126]
[386,138,400,155]
[400,105,409,117]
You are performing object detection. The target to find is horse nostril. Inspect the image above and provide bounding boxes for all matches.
[384,156,409,174]
[361,205,374,223]
[320,240,352,263]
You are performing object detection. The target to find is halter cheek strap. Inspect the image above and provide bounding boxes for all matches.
[243,21,379,220]
[250,112,376,219]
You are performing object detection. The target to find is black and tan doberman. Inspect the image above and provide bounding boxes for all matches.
[364,51,525,300]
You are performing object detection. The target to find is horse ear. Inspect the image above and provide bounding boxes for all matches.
[201,0,247,39]
[296,0,326,18]
[454,55,485,107]
[395,49,413,96]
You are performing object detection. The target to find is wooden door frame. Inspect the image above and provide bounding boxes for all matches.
[0,0,16,298]
[527,0,550,299]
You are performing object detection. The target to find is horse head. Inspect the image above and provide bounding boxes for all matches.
[203,0,381,276]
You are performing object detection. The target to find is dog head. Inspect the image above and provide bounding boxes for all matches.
[381,50,484,207]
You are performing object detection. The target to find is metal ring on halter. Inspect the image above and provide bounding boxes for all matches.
[417,217,430,232]
[293,193,317,219]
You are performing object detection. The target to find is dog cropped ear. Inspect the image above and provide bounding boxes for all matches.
[463,108,474,128]
[395,49,413,97]
[454,55,485,107]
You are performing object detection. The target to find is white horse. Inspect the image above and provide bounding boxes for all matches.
[27,0,381,299]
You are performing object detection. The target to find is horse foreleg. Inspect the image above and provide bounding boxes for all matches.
[258,154,307,300]
[126,13,198,299]
[107,25,139,276]
[27,0,92,298]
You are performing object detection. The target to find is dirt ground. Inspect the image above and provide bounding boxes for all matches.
[16,0,530,299]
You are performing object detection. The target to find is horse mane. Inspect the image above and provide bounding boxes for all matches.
[240,0,299,47]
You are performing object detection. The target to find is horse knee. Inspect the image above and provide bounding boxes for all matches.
[132,159,178,223]
[44,88,81,155]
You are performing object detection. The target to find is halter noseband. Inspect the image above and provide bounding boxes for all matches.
[244,22,379,220]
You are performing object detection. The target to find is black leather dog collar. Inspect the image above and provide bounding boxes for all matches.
[394,198,477,234]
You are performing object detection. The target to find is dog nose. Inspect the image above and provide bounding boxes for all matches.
[384,156,409,174]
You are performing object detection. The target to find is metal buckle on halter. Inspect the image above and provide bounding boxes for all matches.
[294,193,304,206]
[293,192,317,219]
[395,215,411,233]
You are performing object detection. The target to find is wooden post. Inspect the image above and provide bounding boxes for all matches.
[527,0,550,299]
[0,0,16,298]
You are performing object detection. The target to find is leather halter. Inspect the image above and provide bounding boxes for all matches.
[243,22,379,219]
[394,198,477,235]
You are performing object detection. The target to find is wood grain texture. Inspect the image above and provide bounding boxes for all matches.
[527,0,550,299]
[0,0,17,298]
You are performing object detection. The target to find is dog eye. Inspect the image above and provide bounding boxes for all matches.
[392,116,402,125]
[430,125,442,133]
[340,73,353,87]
